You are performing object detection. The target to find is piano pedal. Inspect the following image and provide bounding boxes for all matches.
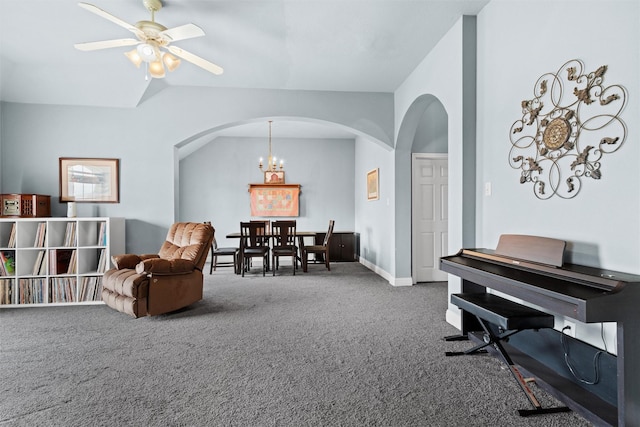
[445,349,488,357]
[517,406,571,417]
[444,334,468,342]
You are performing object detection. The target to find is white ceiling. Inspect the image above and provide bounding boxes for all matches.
[0,0,488,137]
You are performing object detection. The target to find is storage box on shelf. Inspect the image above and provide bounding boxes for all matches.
[0,217,124,307]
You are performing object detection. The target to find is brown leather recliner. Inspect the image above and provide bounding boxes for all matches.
[102,222,214,318]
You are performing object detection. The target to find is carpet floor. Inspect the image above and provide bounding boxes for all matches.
[0,262,591,426]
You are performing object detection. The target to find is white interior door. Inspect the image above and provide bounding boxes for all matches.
[412,155,448,283]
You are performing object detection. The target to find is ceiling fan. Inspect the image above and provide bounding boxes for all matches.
[74,0,223,79]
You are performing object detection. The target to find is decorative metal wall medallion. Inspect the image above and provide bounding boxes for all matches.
[509,59,627,199]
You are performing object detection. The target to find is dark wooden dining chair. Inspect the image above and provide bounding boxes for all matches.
[271,220,298,276]
[302,220,335,272]
[240,221,270,276]
[206,223,239,275]
[251,219,270,233]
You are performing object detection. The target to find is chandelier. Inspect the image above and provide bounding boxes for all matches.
[258,121,284,172]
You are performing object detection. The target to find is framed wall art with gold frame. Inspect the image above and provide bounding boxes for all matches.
[59,157,120,203]
[367,168,379,201]
[264,170,285,184]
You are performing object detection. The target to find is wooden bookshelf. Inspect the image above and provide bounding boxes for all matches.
[0,217,124,307]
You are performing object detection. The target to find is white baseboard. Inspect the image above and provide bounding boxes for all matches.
[446,308,461,331]
[391,277,413,287]
[358,258,459,328]
[358,257,413,286]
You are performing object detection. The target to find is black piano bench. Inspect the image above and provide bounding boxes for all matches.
[445,292,570,417]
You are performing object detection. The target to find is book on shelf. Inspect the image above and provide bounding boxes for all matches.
[7,223,16,248]
[33,222,46,247]
[80,276,102,302]
[97,222,107,246]
[0,279,12,304]
[39,252,47,275]
[17,278,46,304]
[50,278,76,303]
[0,251,15,276]
[64,222,77,247]
[97,249,107,273]
[32,250,46,275]
[49,249,76,275]
[67,250,77,274]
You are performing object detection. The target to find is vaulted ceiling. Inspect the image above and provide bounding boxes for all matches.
[1,0,488,106]
[0,1,487,140]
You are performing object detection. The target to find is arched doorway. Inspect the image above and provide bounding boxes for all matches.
[395,94,448,284]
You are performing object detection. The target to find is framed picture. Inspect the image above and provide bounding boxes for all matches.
[59,157,120,203]
[264,170,285,184]
[367,168,379,201]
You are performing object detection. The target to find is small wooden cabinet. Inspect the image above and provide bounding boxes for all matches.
[315,232,359,262]
[1,194,51,218]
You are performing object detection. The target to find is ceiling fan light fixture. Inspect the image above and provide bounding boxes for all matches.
[75,2,224,79]
[124,48,143,68]
[162,52,181,72]
[149,60,166,78]
[137,42,158,62]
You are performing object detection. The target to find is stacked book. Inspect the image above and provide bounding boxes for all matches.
[50,278,76,303]
[7,224,16,248]
[16,278,46,304]
[49,249,76,275]
[97,222,107,246]
[32,251,47,275]
[63,222,76,247]
[97,249,107,273]
[79,277,102,302]
[0,279,12,304]
[0,251,15,276]
[33,222,46,247]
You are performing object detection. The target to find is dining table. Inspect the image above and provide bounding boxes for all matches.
[226,231,317,250]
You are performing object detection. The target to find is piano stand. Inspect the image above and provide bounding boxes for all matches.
[446,293,570,417]
[443,334,469,342]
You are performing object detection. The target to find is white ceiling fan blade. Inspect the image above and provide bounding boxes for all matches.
[167,46,224,75]
[77,2,144,38]
[74,38,140,51]
[160,24,205,42]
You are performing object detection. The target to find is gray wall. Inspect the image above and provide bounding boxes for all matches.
[179,135,355,248]
[392,1,639,349]
[354,136,394,276]
[477,0,639,269]
[0,88,392,254]
[473,0,639,350]
[412,97,448,154]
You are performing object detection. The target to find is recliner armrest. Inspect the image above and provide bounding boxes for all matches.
[135,258,196,275]
[111,253,160,270]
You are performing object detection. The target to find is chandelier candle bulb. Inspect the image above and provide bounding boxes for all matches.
[258,121,286,184]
